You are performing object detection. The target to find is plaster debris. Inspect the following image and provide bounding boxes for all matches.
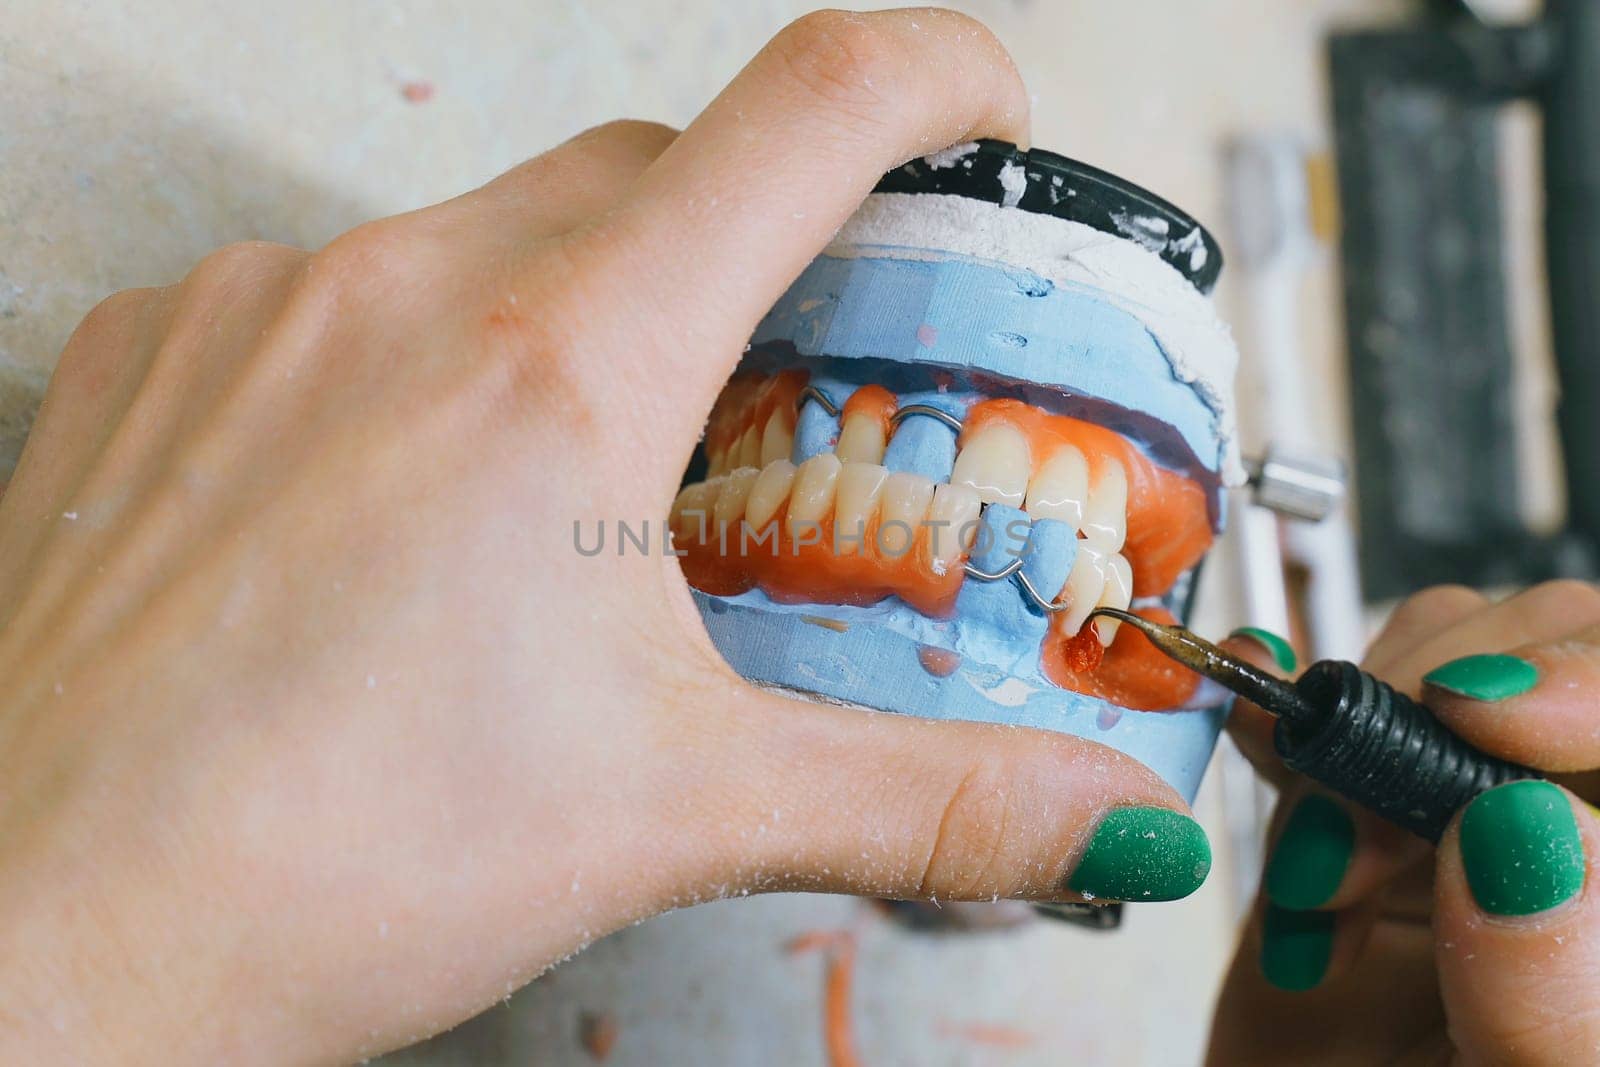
[997,160,1027,208]
[924,141,979,170]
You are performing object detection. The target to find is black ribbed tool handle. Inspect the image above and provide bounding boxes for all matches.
[1276,661,1539,842]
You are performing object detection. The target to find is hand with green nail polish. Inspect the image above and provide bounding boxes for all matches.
[1210,582,1600,1065]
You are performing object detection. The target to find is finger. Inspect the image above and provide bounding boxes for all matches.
[1413,583,1600,770]
[1207,898,1442,1060]
[466,119,679,238]
[0,286,172,594]
[1220,628,1298,785]
[672,677,1211,907]
[1436,781,1600,1065]
[571,8,1030,425]
[1361,583,1489,679]
[1260,787,1429,913]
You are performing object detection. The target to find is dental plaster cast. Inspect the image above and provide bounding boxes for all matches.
[672,146,1240,802]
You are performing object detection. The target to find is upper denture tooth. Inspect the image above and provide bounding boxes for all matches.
[1081,458,1128,550]
[1092,552,1134,646]
[760,412,794,467]
[927,483,982,572]
[1056,540,1108,637]
[1025,446,1089,526]
[713,466,761,530]
[735,424,763,469]
[833,463,888,555]
[788,453,842,540]
[705,445,728,478]
[879,471,935,559]
[835,411,886,464]
[745,459,797,532]
[951,423,1031,508]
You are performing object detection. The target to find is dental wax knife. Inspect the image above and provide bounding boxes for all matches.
[1088,608,1538,842]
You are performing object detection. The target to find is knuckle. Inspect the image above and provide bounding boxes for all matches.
[309,218,441,302]
[770,10,900,118]
[1519,578,1600,618]
[1391,583,1485,627]
[78,287,158,336]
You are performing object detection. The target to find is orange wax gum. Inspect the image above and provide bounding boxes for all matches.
[960,399,1212,598]
[839,383,897,439]
[675,459,968,618]
[1042,606,1201,711]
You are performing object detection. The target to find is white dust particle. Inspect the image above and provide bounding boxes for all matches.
[62,511,77,521]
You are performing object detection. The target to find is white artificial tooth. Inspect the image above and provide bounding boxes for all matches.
[735,425,763,469]
[1081,459,1128,550]
[927,483,982,571]
[1057,541,1109,637]
[1025,446,1089,526]
[672,478,722,542]
[835,411,886,464]
[951,423,1031,507]
[1092,552,1134,646]
[745,460,796,532]
[787,453,842,540]
[833,463,888,555]
[713,466,761,529]
[760,412,793,467]
[879,471,935,560]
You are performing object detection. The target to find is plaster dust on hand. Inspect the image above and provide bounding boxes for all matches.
[828,192,1244,484]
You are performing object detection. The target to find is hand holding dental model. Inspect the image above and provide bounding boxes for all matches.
[1212,582,1600,1064]
[0,11,1217,1062]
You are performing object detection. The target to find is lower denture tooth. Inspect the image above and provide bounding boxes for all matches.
[713,466,760,531]
[1025,446,1089,526]
[835,411,886,464]
[951,423,1031,507]
[1082,458,1129,550]
[745,460,796,532]
[879,471,935,559]
[735,424,763,469]
[673,479,722,542]
[760,412,794,467]
[787,453,842,540]
[1057,540,1108,637]
[1092,552,1134,646]
[927,483,982,572]
[833,463,888,555]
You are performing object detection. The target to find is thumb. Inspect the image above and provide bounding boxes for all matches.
[1436,780,1600,1065]
[682,680,1212,906]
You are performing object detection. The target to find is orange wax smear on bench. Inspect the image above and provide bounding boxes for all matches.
[1043,606,1201,711]
[960,399,1213,598]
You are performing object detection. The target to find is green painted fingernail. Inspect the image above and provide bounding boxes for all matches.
[1260,905,1335,991]
[1229,627,1297,673]
[1265,795,1355,910]
[1423,654,1538,702]
[1460,780,1585,916]
[1068,807,1211,902]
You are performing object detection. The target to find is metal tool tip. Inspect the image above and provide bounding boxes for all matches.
[1087,607,1140,625]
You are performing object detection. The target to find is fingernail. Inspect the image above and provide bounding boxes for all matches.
[1228,627,1297,673]
[1422,654,1538,702]
[1260,905,1335,991]
[1460,780,1585,916]
[1264,794,1355,910]
[1067,807,1211,902]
